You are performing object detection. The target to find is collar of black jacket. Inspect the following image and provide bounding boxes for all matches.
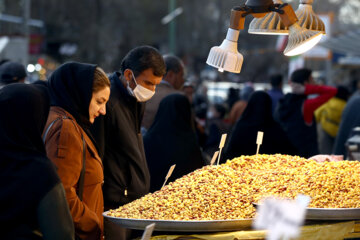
[110,71,137,103]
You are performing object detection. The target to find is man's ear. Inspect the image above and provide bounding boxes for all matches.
[123,69,132,82]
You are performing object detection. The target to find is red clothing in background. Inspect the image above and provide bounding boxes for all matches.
[303,85,337,125]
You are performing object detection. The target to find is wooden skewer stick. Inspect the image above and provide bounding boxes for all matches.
[210,151,219,165]
[161,164,176,189]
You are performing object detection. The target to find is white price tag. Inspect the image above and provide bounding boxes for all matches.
[210,151,219,165]
[219,134,227,148]
[253,195,310,240]
[217,134,227,165]
[256,131,264,145]
[141,223,155,240]
[161,164,176,189]
[256,131,264,155]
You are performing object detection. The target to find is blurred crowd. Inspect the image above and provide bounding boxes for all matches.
[1,46,360,240]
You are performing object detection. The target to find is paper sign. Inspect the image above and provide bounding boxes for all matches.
[216,134,227,165]
[141,223,155,240]
[256,131,264,145]
[210,151,219,165]
[256,131,264,155]
[161,164,176,189]
[219,134,227,148]
[253,194,310,240]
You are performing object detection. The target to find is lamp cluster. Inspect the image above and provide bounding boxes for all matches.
[206,0,325,73]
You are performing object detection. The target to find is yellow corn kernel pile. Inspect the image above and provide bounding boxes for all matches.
[107,154,360,220]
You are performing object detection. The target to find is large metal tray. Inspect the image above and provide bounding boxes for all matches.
[103,212,252,232]
[104,208,360,232]
[306,207,360,220]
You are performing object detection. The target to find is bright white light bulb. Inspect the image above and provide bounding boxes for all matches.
[27,64,35,73]
[35,64,42,71]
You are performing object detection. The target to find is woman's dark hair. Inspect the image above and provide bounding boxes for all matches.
[120,46,166,77]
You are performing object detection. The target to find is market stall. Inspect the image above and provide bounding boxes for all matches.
[104,154,360,239]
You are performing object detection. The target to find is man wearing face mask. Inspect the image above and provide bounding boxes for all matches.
[91,46,165,238]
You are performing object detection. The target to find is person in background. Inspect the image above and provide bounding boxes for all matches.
[144,94,204,192]
[224,91,297,161]
[1,84,74,240]
[142,55,184,132]
[267,74,284,114]
[226,87,240,110]
[187,83,208,148]
[315,86,350,154]
[91,46,166,239]
[204,103,231,158]
[182,81,195,104]
[44,62,110,240]
[229,83,254,125]
[333,95,360,158]
[274,68,337,158]
[0,61,27,88]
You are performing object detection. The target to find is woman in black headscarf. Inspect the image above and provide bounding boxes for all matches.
[144,94,204,192]
[0,84,74,239]
[44,62,110,240]
[223,91,297,161]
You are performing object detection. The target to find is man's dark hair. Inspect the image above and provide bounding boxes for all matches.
[163,55,183,74]
[270,74,283,88]
[291,68,312,85]
[120,45,166,77]
[336,85,350,101]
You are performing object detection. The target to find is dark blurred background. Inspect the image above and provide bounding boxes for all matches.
[1,0,360,99]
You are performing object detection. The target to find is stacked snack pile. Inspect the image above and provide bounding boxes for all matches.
[107,154,360,220]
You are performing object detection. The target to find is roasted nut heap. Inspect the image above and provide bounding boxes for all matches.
[107,154,360,220]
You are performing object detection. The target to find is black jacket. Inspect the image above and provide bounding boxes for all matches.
[91,72,150,209]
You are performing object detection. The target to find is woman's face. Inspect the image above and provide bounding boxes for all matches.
[89,86,110,123]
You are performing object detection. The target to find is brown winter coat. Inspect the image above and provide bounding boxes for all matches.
[43,106,104,240]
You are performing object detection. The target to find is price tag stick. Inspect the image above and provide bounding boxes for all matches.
[210,151,219,166]
[161,164,176,189]
[217,134,227,165]
[256,131,264,155]
[141,223,155,240]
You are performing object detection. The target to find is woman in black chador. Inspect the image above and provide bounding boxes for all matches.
[0,83,74,239]
[144,94,204,192]
[224,91,297,161]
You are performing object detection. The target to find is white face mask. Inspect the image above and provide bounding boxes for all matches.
[127,71,155,102]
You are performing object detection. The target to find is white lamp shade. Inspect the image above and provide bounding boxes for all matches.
[295,1,326,34]
[284,23,322,56]
[249,12,289,35]
[206,28,243,73]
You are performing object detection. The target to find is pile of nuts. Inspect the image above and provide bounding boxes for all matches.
[107,154,360,220]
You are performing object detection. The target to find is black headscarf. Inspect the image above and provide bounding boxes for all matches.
[0,83,59,229]
[223,91,298,161]
[48,62,96,131]
[144,94,204,192]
